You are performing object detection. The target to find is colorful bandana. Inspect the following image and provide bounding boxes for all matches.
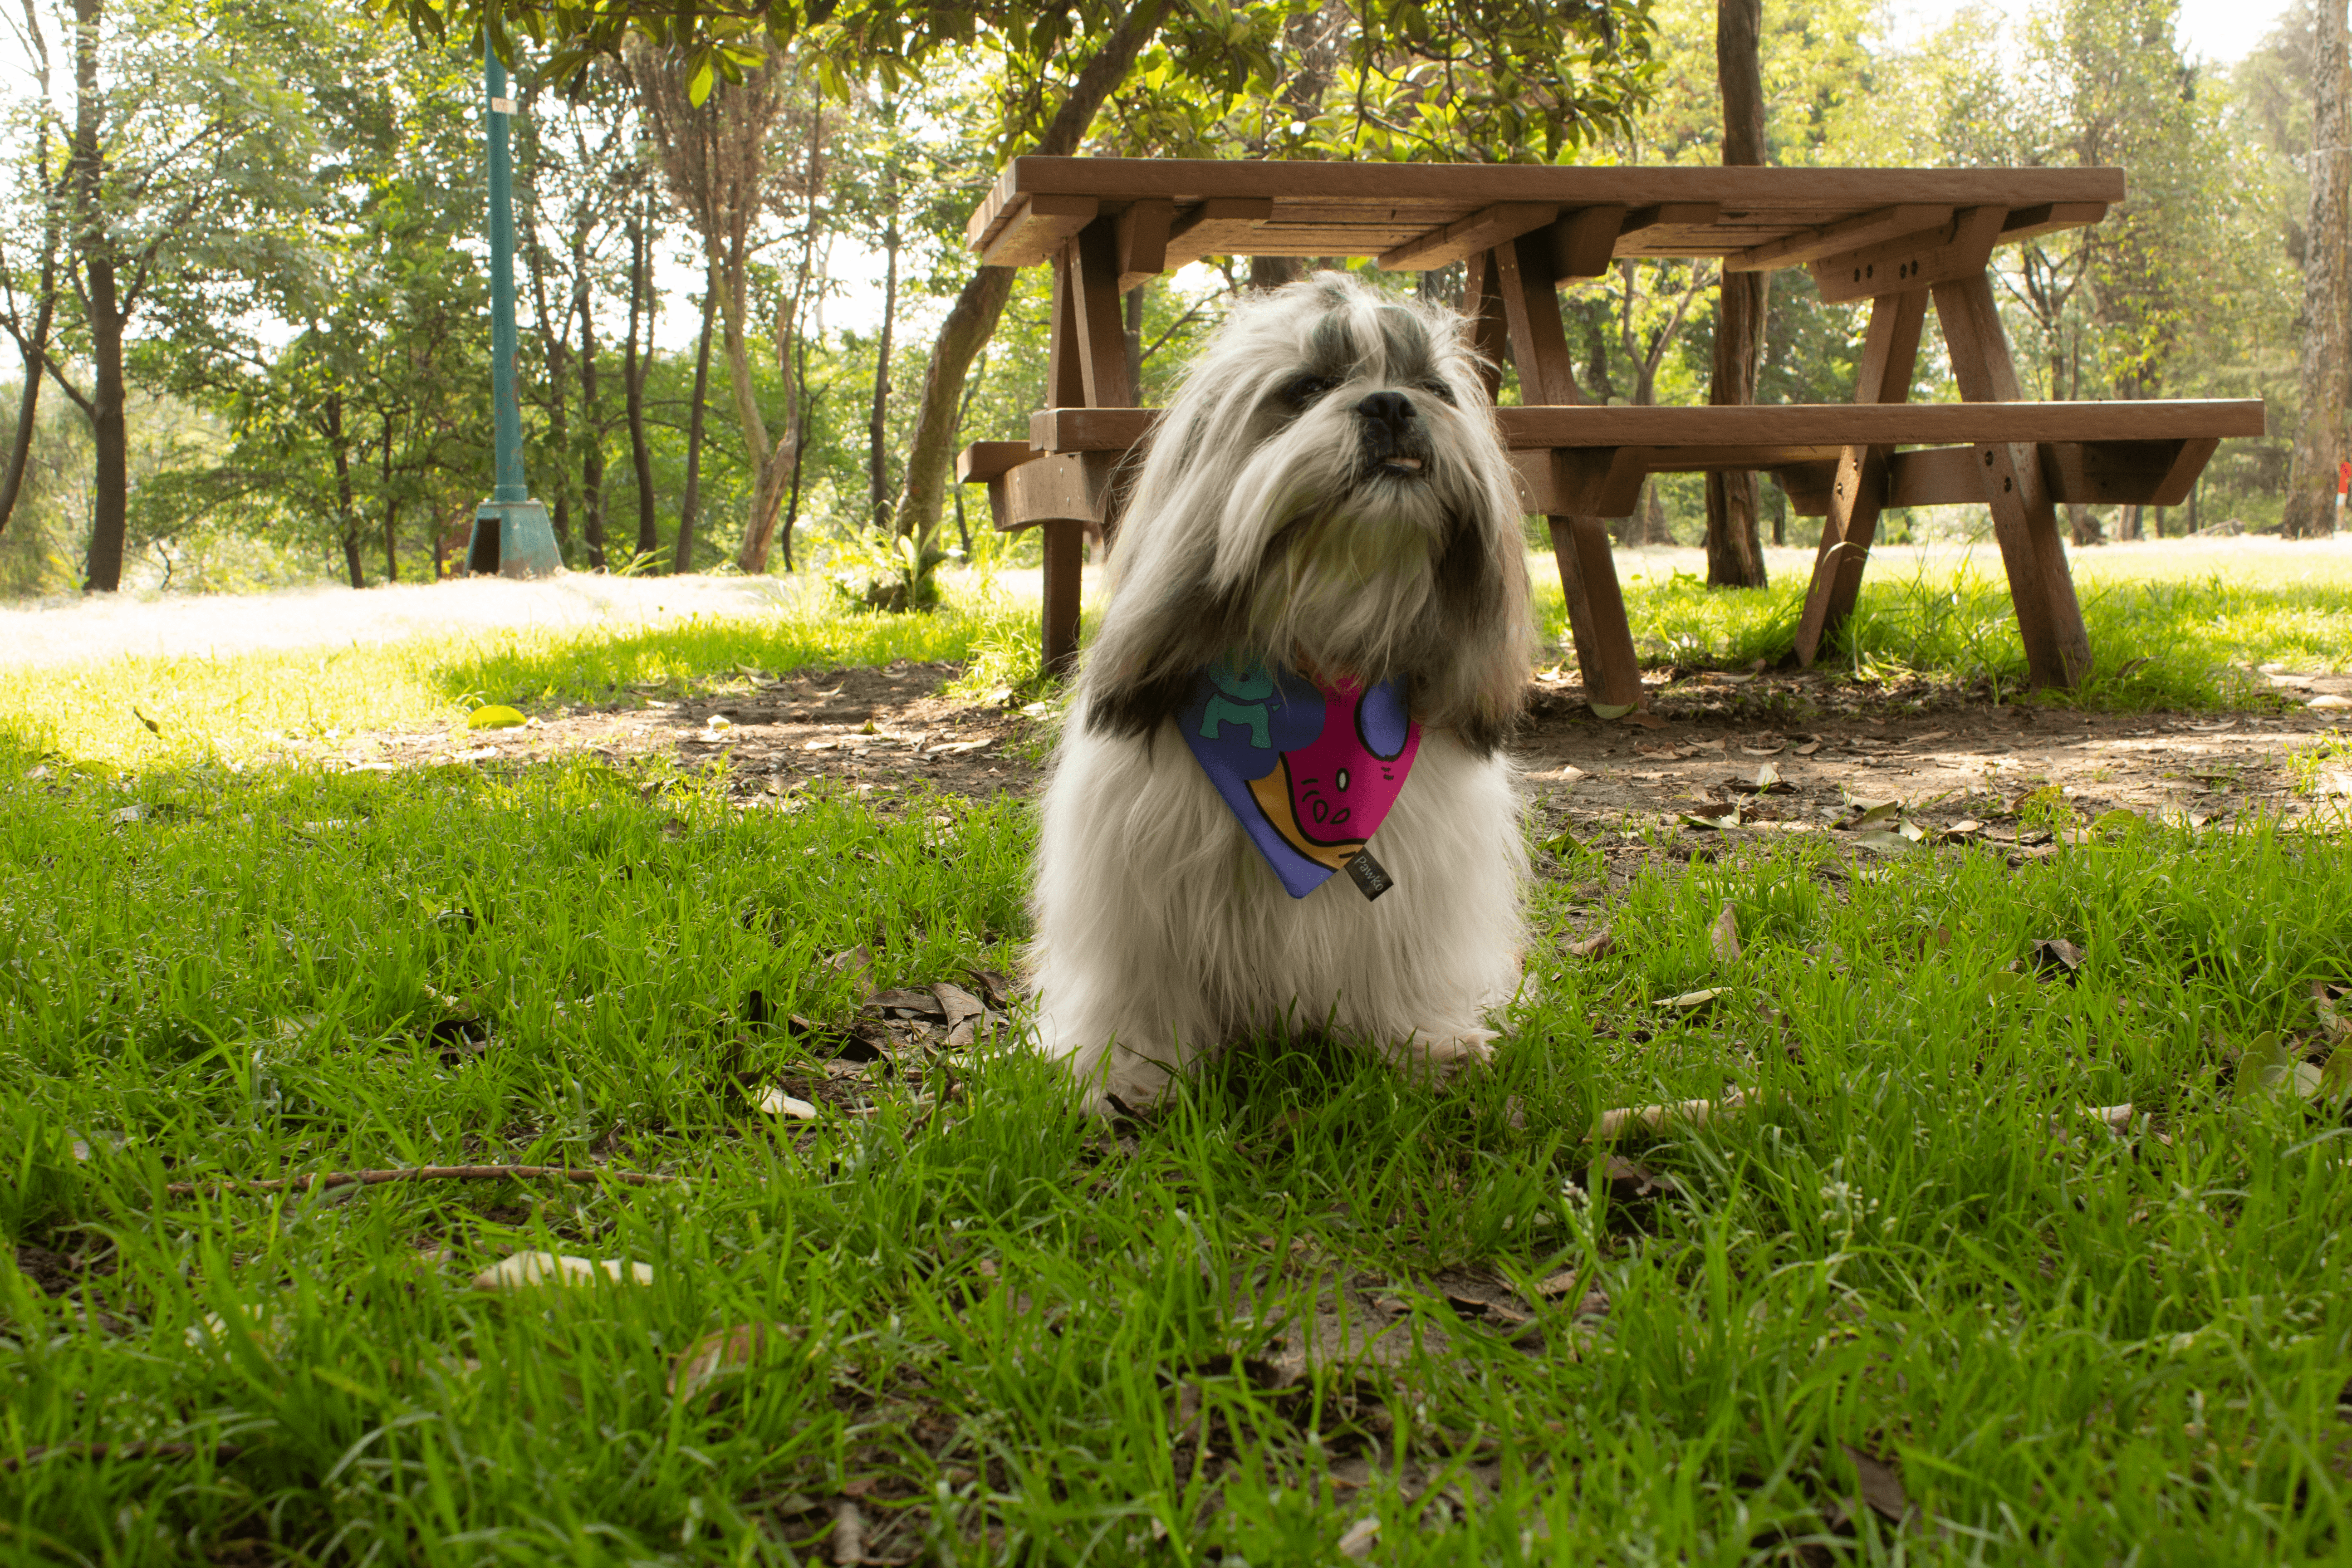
[1178,658,1421,898]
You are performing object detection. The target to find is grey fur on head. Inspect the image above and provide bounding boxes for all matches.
[1078,271,1534,753]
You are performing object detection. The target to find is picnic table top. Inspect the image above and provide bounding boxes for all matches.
[966,156,2127,271]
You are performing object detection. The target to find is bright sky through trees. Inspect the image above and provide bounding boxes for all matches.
[1890,0,2289,63]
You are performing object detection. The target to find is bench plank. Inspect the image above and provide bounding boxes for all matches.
[1029,400,2265,454]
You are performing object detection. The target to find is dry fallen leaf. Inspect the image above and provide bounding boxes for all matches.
[473,1250,654,1290]
[1565,926,1614,959]
[1585,1153,1682,1201]
[2235,1033,2326,1101]
[932,981,985,1028]
[1710,902,1741,963]
[670,1322,792,1400]
[1661,987,1722,1011]
[1843,1444,1917,1527]
[1337,1517,1382,1558]
[2313,980,2351,1040]
[2031,937,2084,977]
[1793,740,1823,756]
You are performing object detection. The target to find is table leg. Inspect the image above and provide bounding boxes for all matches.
[1794,288,1927,666]
[1932,273,2092,689]
[1041,520,1084,679]
[1032,220,1139,677]
[1480,238,1648,714]
[1548,517,1644,710]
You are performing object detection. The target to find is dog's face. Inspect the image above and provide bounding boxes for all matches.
[1083,272,1532,753]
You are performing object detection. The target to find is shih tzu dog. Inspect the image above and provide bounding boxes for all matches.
[1027,271,1534,1108]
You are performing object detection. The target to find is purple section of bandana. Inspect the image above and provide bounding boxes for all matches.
[1178,659,1421,898]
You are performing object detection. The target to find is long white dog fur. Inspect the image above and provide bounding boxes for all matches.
[1027,272,1534,1107]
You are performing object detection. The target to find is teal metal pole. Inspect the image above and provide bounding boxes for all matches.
[462,40,561,577]
[486,44,527,504]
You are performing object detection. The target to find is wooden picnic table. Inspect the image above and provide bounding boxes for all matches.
[956,156,2265,701]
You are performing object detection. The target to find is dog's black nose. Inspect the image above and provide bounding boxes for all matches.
[1356,391,1416,429]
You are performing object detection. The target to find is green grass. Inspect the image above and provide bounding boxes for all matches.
[1537,562,2352,708]
[0,582,1041,769]
[5,564,2352,1559]
[5,733,2351,1561]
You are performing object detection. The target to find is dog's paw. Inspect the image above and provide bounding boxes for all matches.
[1388,1028,1497,1080]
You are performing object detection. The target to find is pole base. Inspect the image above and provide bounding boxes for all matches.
[463,500,564,579]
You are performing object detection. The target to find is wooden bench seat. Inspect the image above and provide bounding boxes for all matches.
[965,397,2262,529]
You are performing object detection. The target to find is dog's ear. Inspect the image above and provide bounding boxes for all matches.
[1420,500,1534,755]
[1079,564,1245,739]
[1083,661,1204,739]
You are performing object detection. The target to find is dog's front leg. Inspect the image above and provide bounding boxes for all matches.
[1027,715,1235,1110]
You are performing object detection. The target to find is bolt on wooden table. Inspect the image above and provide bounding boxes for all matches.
[956,157,2264,701]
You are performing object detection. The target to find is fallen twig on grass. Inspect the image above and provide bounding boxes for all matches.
[161,1165,676,1199]
[4,1441,242,1470]
[1585,1089,1748,1142]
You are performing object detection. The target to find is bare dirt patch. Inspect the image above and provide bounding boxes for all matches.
[326,659,2352,835]
[340,660,1029,803]
[1519,667,2352,838]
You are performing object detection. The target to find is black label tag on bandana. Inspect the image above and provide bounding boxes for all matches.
[1344,848,1395,902]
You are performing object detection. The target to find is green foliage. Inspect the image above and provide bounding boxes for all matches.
[827,527,960,612]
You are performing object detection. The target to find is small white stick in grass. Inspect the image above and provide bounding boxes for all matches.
[1585,1088,1748,1142]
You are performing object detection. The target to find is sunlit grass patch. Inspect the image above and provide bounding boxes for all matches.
[1531,554,2349,708]
[0,578,1039,768]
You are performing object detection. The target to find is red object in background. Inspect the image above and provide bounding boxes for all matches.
[2339,460,2349,495]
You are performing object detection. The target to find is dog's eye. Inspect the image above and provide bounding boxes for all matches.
[1280,374,1333,407]
[1420,379,1457,407]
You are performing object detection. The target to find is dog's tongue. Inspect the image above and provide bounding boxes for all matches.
[1178,659,1421,900]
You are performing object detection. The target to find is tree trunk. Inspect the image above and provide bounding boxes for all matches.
[68,0,128,593]
[2068,502,2098,546]
[326,392,364,590]
[80,259,127,593]
[626,199,657,559]
[381,409,399,582]
[0,195,60,545]
[578,278,607,570]
[1636,480,1674,545]
[1703,0,1769,589]
[869,137,899,532]
[883,0,1167,553]
[676,274,715,573]
[0,3,58,544]
[2286,0,2352,539]
[715,248,794,573]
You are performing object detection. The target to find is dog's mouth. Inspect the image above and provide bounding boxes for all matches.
[1379,456,1425,475]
